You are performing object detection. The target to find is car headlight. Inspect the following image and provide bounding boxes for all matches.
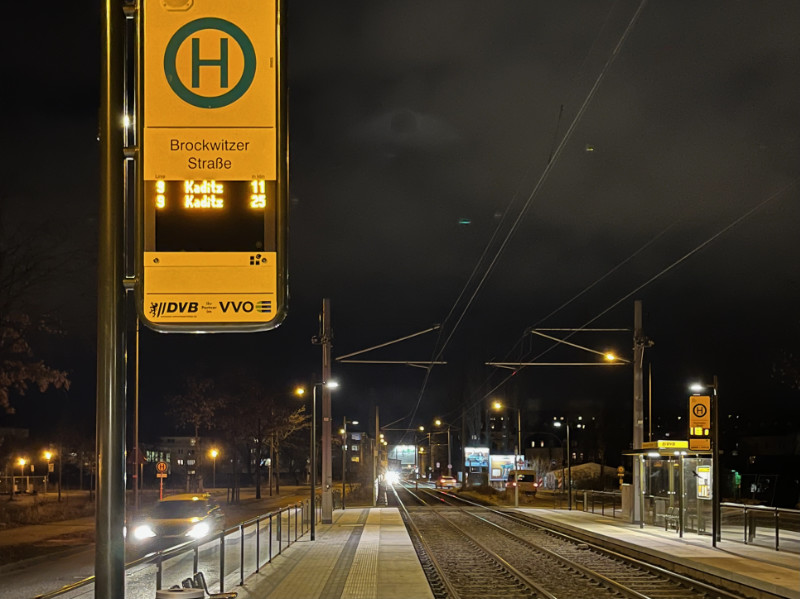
[186,522,211,538]
[133,524,156,540]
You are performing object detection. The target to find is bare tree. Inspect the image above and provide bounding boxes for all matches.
[237,388,308,497]
[167,377,225,491]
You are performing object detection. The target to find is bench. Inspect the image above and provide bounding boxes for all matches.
[664,506,680,531]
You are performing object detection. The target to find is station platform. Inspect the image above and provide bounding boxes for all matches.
[515,508,799,599]
[233,507,434,599]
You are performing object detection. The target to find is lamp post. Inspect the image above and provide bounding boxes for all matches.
[340,418,358,509]
[43,451,53,496]
[691,376,720,547]
[490,402,523,507]
[297,381,338,541]
[209,448,219,490]
[554,419,572,510]
[434,419,453,476]
[18,458,27,495]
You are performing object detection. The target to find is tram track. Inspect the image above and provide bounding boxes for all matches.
[393,483,746,599]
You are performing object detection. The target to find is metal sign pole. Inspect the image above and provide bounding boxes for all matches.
[97,2,127,597]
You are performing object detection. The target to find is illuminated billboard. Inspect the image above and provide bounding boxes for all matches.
[388,445,417,466]
[464,447,489,468]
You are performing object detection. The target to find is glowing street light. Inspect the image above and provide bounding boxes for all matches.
[209,448,219,489]
[553,419,573,510]
[296,380,339,540]
[43,451,54,496]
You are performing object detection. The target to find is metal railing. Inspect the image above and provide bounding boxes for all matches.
[720,502,800,553]
[34,499,313,599]
[582,490,622,518]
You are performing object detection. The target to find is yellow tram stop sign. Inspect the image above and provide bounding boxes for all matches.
[137,0,287,332]
[688,395,712,451]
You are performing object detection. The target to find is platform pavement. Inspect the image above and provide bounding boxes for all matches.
[232,507,434,599]
[516,508,799,599]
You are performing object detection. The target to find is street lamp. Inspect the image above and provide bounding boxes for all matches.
[491,402,524,507]
[43,451,53,496]
[434,419,453,476]
[339,418,358,509]
[691,376,720,547]
[209,448,219,490]
[297,380,338,541]
[553,419,572,510]
[17,458,27,495]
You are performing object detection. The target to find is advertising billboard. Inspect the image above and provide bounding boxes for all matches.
[464,447,489,468]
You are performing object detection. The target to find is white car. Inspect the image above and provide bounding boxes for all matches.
[436,476,457,489]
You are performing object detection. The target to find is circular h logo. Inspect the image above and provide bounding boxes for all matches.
[164,18,256,109]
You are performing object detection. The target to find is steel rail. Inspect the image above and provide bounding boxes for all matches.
[435,492,744,599]
[395,486,557,599]
[390,484,464,599]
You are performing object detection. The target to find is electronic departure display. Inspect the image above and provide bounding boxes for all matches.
[137,0,286,333]
[147,179,275,252]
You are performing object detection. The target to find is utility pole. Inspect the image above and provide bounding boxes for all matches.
[632,300,652,525]
[319,299,334,523]
[373,405,379,506]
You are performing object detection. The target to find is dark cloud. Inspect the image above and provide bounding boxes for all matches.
[2,1,799,441]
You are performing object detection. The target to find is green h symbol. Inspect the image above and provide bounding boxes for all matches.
[191,37,228,88]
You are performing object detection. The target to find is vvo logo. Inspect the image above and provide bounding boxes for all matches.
[164,18,256,109]
[220,300,272,314]
[150,301,199,318]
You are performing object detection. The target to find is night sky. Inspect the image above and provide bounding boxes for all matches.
[2,1,799,461]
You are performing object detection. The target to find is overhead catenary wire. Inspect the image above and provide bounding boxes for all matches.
[400,0,650,436]
[471,176,800,409]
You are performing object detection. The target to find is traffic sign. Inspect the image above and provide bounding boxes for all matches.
[156,473,168,478]
[138,0,287,332]
[156,461,168,473]
[689,438,711,451]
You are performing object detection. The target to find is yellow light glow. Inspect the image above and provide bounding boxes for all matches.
[434,419,442,426]
[210,448,219,459]
[18,458,26,466]
[492,401,503,410]
[250,179,267,208]
[604,352,617,361]
[183,180,224,209]
[44,451,53,461]
[294,387,306,397]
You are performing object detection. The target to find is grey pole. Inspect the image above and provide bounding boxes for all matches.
[341,416,347,510]
[567,422,572,510]
[321,299,333,523]
[446,427,452,476]
[373,405,379,506]
[632,300,645,524]
[712,375,720,547]
[311,385,317,540]
[97,1,126,597]
[134,316,140,511]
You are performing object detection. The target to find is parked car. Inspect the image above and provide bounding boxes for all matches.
[128,493,225,549]
[436,475,457,489]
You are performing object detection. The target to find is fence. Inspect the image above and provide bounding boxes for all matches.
[581,490,622,517]
[34,499,313,599]
[721,502,800,553]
